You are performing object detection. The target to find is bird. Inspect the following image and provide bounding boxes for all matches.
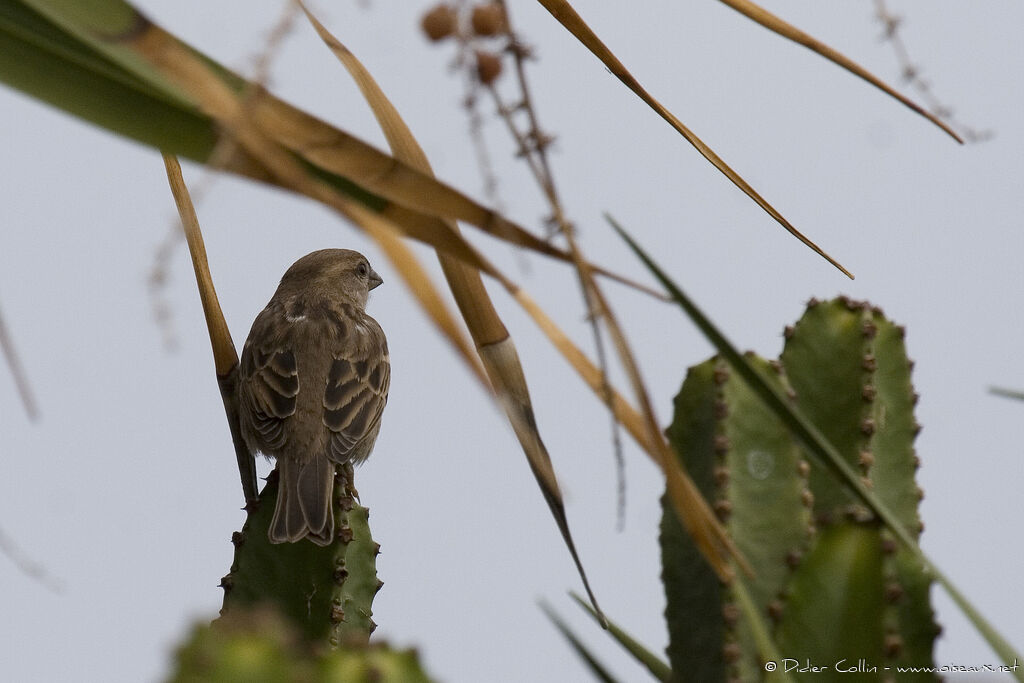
[237,249,390,546]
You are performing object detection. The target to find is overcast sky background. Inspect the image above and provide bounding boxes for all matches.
[2,1,1022,681]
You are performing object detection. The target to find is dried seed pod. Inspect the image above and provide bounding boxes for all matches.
[475,50,503,84]
[471,3,507,36]
[421,4,457,42]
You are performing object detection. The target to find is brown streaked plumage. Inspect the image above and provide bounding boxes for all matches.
[238,249,390,546]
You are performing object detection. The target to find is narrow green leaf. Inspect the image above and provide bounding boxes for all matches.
[540,601,622,683]
[990,387,1024,402]
[569,593,671,682]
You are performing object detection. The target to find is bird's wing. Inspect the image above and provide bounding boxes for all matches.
[322,319,390,463]
[240,333,299,451]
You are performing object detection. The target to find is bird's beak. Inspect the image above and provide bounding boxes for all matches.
[368,268,383,290]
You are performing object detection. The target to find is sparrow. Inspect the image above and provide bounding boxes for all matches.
[238,249,390,546]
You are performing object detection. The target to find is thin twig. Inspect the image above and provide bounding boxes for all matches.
[873,0,992,143]
[0,525,63,593]
[485,1,628,528]
[0,300,39,420]
[990,386,1024,402]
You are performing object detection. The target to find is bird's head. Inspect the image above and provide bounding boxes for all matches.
[278,248,382,309]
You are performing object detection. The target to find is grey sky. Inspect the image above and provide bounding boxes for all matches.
[1,1,1022,681]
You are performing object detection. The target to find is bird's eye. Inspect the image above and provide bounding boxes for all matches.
[357,262,369,278]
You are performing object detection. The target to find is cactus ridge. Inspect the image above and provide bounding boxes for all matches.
[661,297,939,681]
[220,464,380,648]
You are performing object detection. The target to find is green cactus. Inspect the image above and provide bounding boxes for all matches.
[219,464,382,648]
[661,297,938,681]
[170,607,435,683]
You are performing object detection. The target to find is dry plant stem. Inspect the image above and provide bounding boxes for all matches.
[509,287,738,578]
[873,0,991,143]
[298,3,607,622]
[534,0,853,279]
[148,1,301,353]
[488,1,627,526]
[483,85,740,570]
[0,302,39,420]
[480,3,733,570]
[162,154,258,505]
[715,0,961,143]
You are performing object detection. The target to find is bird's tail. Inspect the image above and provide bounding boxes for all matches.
[269,456,335,546]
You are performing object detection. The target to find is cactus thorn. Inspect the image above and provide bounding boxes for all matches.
[806,297,820,308]
[333,567,349,584]
[862,321,878,339]
[912,421,922,437]
[858,451,875,469]
[713,466,730,487]
[767,600,784,622]
[797,460,810,478]
[722,603,740,626]
[884,634,904,658]
[916,486,925,501]
[722,641,742,662]
[330,604,345,624]
[713,366,729,385]
[375,579,384,593]
[862,355,878,372]
[768,359,782,373]
[784,324,795,339]
[230,531,244,547]
[713,499,733,521]
[785,549,803,568]
[881,537,898,555]
[713,434,730,455]
[337,526,355,543]
[800,489,815,508]
[847,504,873,523]
[219,574,234,590]
[885,582,904,603]
[713,399,729,419]
[860,418,877,436]
[862,384,877,402]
